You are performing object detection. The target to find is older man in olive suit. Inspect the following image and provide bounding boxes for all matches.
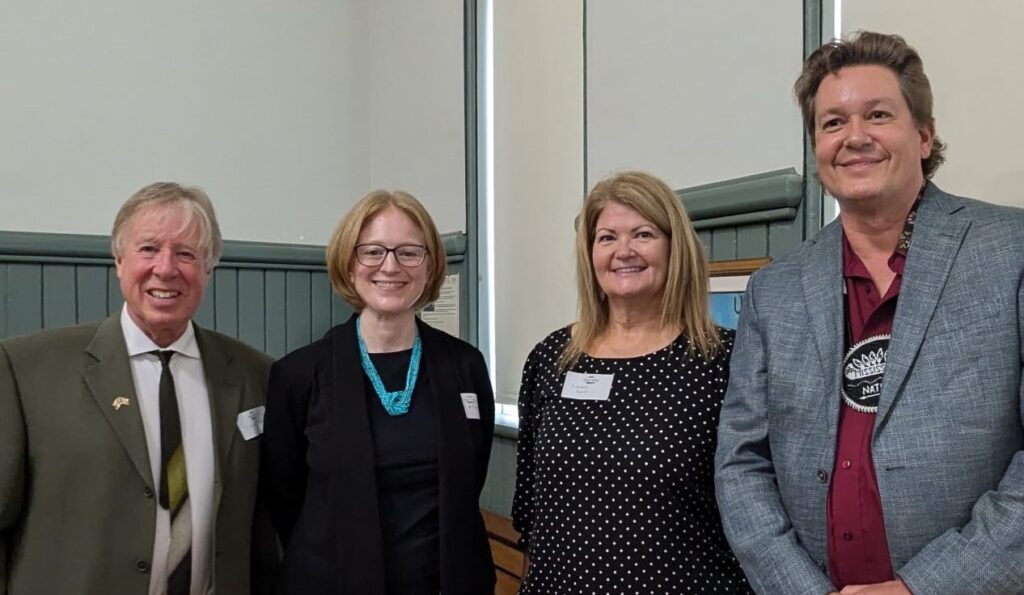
[0,183,274,595]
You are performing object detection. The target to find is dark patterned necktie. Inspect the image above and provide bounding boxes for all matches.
[154,350,192,595]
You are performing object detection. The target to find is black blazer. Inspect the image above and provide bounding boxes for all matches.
[262,316,496,594]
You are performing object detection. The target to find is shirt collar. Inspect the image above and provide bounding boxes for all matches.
[842,192,923,279]
[120,304,201,359]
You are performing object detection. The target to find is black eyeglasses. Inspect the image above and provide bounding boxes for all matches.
[354,243,429,267]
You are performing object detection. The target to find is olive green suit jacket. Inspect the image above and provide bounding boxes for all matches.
[0,313,273,595]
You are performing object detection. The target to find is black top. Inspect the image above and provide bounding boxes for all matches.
[512,327,750,594]
[262,317,496,595]
[365,350,440,595]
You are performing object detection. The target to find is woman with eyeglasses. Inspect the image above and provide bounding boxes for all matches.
[262,190,496,594]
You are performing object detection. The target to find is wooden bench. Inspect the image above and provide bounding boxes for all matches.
[482,509,524,595]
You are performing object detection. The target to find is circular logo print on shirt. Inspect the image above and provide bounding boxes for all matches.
[842,334,889,413]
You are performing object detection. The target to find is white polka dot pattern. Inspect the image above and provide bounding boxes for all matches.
[512,327,750,594]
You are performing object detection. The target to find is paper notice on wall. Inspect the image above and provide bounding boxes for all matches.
[420,273,460,337]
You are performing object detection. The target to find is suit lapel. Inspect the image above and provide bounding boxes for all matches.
[194,324,243,505]
[801,221,845,436]
[418,321,475,592]
[875,187,969,430]
[422,323,474,492]
[83,314,153,489]
[330,317,387,594]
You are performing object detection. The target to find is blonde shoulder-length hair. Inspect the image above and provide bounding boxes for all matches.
[560,171,720,371]
[326,189,447,311]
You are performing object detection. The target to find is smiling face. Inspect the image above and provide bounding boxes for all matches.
[814,64,934,209]
[591,201,669,308]
[352,206,430,320]
[116,205,211,347]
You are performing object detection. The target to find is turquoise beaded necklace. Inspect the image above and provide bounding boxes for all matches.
[356,316,422,416]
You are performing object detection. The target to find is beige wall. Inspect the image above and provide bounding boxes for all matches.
[843,2,1024,206]
[489,0,812,403]
[586,0,805,190]
[0,0,467,242]
[492,0,584,404]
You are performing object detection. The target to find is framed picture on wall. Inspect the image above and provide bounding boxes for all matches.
[708,258,770,330]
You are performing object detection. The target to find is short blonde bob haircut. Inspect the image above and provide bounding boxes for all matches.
[560,171,720,371]
[327,189,447,311]
[111,182,223,270]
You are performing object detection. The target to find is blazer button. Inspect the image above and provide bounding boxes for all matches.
[143,486,154,498]
[136,560,150,573]
[817,469,829,483]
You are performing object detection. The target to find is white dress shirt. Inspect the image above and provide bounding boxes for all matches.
[121,306,215,595]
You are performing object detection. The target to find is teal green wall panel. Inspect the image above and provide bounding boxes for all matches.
[681,168,804,222]
[697,231,712,258]
[1,230,468,347]
[237,269,266,351]
[42,265,77,328]
[107,268,123,314]
[480,442,498,512]
[264,270,287,359]
[331,294,350,326]
[768,204,805,258]
[214,268,239,337]
[709,228,737,261]
[498,436,517,515]
[310,272,331,341]
[194,278,215,329]
[8,264,43,337]
[285,271,312,352]
[481,435,517,516]
[735,224,769,259]
[452,260,470,343]
[0,266,8,338]
[682,168,813,263]
[76,266,109,323]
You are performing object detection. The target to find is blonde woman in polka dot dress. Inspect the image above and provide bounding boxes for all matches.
[512,171,751,594]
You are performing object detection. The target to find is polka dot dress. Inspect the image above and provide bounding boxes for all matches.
[512,327,750,594]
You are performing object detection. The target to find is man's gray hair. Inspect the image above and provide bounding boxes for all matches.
[110,182,223,269]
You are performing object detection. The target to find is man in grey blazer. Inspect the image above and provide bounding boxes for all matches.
[0,183,273,595]
[716,32,1024,594]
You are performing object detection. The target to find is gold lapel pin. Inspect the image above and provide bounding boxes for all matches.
[112,396,131,410]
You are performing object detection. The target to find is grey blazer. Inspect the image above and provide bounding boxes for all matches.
[715,184,1024,594]
[0,313,273,595]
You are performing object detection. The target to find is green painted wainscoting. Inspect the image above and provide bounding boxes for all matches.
[0,229,522,514]
[685,168,808,261]
[0,231,469,354]
[0,229,529,518]
[480,428,519,516]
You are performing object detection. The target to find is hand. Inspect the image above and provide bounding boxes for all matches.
[840,580,911,594]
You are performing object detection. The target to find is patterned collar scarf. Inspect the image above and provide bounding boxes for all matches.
[896,182,927,253]
[840,182,926,413]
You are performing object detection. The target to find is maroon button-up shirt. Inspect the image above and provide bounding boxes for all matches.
[826,236,906,588]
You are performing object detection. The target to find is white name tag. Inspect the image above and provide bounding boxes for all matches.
[561,372,614,401]
[460,393,481,419]
[236,406,265,441]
